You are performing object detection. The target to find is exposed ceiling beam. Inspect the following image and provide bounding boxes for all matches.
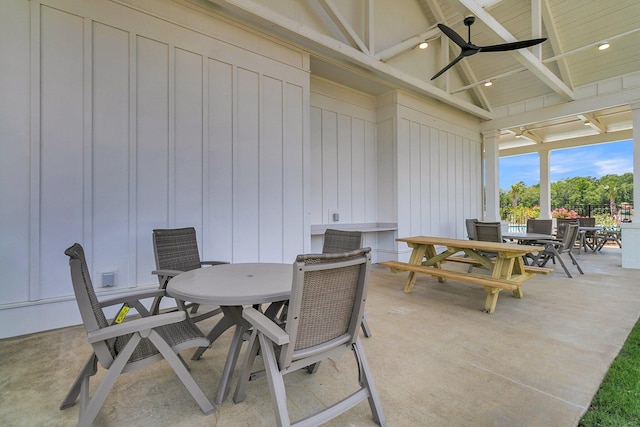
[458,0,575,101]
[500,129,632,157]
[481,84,640,131]
[365,0,374,53]
[577,113,607,134]
[374,26,441,62]
[206,0,493,119]
[318,0,370,55]
[540,0,573,88]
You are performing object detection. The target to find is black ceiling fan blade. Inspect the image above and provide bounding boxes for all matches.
[431,55,464,80]
[479,38,546,52]
[437,23,468,49]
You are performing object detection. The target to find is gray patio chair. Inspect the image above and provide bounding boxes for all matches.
[322,229,372,338]
[465,218,478,240]
[577,217,597,251]
[474,221,504,243]
[60,243,214,426]
[470,221,503,272]
[527,219,553,235]
[534,223,584,278]
[233,248,386,427]
[151,227,228,322]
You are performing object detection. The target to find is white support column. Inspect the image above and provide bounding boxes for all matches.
[482,130,500,222]
[622,101,640,268]
[539,148,551,219]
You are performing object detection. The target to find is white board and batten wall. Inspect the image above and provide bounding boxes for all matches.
[0,0,484,338]
[378,91,484,260]
[1,0,310,338]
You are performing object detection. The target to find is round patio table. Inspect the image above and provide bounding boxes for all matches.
[167,263,291,404]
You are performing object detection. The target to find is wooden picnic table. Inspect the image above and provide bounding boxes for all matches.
[380,236,549,313]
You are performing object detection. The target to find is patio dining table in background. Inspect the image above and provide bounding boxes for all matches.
[167,263,291,404]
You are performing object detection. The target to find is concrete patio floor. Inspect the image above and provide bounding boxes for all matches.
[2,246,640,426]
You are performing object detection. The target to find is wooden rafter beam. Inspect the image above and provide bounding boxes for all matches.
[458,0,574,101]
[318,0,369,55]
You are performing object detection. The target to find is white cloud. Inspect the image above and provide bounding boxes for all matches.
[594,157,633,176]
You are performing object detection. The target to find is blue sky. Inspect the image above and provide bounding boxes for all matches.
[499,139,633,190]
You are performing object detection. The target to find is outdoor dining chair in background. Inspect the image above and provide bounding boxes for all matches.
[151,227,229,322]
[322,228,372,338]
[233,247,386,427]
[527,219,553,235]
[534,223,584,278]
[60,243,214,426]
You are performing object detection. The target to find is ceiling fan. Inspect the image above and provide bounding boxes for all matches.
[431,16,546,80]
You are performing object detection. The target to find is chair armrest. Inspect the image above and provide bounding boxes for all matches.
[535,239,561,248]
[98,289,166,308]
[201,261,230,266]
[151,269,184,278]
[87,311,187,343]
[242,307,289,346]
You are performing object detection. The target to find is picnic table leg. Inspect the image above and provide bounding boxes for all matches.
[403,244,429,293]
[483,286,501,314]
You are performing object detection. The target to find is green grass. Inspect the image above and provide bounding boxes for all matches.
[579,317,640,426]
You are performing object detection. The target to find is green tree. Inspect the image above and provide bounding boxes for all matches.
[510,181,525,208]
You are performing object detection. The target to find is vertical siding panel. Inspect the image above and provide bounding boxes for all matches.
[234,68,260,262]
[283,82,305,260]
[0,0,30,303]
[351,118,365,222]
[39,7,84,298]
[92,22,130,285]
[364,120,377,223]
[206,59,233,261]
[455,136,464,238]
[136,36,169,283]
[397,118,411,240]
[337,114,353,222]
[322,111,338,221]
[429,127,440,235]
[174,48,204,233]
[260,76,284,262]
[376,118,395,223]
[420,124,431,234]
[409,121,421,235]
[310,106,323,225]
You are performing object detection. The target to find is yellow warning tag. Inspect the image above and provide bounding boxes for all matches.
[114,304,130,324]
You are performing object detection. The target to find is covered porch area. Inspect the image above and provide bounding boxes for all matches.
[2,246,638,426]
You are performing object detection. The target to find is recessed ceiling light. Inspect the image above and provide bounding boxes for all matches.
[483,80,493,87]
[598,41,610,51]
[419,41,429,49]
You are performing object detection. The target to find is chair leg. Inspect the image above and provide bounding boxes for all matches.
[233,330,261,404]
[258,332,291,427]
[553,250,573,278]
[352,338,387,426]
[148,330,215,415]
[78,333,142,426]
[568,252,584,275]
[60,353,98,410]
[361,314,373,338]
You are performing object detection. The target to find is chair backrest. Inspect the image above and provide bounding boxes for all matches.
[474,221,503,243]
[65,243,116,365]
[322,229,362,253]
[153,227,202,272]
[556,218,578,239]
[559,223,580,252]
[578,217,596,227]
[280,248,371,369]
[465,218,478,240]
[527,219,553,235]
